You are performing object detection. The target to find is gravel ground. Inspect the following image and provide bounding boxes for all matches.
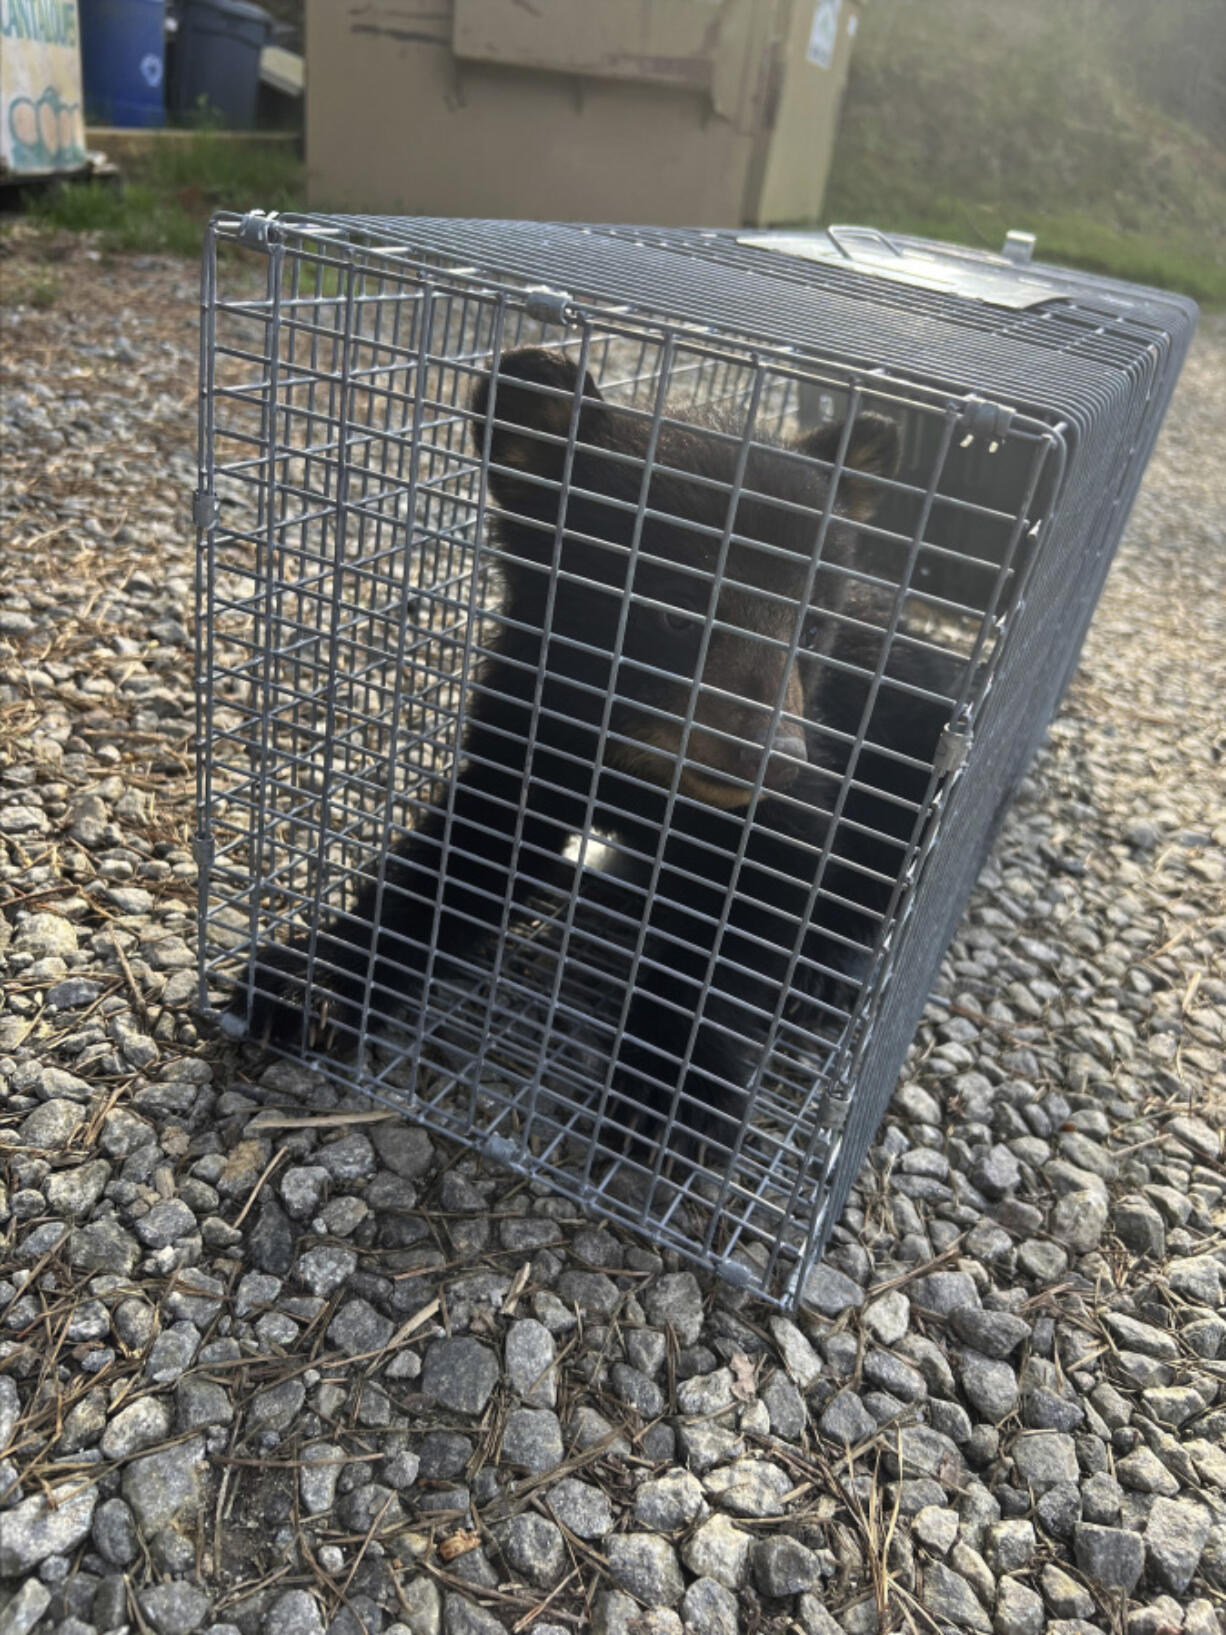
[1,234,1224,1635]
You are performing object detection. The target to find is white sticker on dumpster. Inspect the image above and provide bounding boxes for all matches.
[0,0,87,175]
[807,0,842,69]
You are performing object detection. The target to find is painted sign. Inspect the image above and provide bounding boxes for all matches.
[806,0,841,69]
[1,0,86,174]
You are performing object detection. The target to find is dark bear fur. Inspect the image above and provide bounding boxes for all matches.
[228,347,963,1157]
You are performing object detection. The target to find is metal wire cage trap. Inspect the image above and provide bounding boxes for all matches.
[195,213,1195,1309]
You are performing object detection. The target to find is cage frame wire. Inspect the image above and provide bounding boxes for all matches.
[195,211,1194,1308]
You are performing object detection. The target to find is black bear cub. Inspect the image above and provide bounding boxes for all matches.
[228,347,961,1157]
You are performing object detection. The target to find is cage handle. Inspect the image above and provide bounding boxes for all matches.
[825,224,907,262]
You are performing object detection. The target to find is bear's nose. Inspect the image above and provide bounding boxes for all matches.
[763,726,807,790]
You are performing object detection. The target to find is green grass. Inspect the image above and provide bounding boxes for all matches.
[824,0,1226,306]
[5,268,63,308]
[28,130,304,257]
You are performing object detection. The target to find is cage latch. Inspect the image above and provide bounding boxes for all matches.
[957,395,1014,448]
[816,1089,852,1135]
[193,490,220,530]
[238,209,281,248]
[1002,230,1037,265]
[191,832,215,872]
[715,1258,759,1291]
[481,1132,522,1167]
[934,713,973,777]
[524,286,574,327]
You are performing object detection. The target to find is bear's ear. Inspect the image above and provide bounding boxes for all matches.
[793,411,901,521]
[471,347,605,506]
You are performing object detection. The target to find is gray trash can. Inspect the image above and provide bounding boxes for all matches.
[169,0,269,127]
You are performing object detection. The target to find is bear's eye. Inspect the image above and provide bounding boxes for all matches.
[660,607,698,634]
[800,613,823,649]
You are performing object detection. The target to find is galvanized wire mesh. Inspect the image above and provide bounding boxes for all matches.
[195,215,1194,1308]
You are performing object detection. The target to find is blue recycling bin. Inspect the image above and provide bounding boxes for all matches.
[78,0,166,128]
[168,0,270,128]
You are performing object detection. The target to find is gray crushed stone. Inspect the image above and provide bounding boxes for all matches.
[0,246,1222,1635]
